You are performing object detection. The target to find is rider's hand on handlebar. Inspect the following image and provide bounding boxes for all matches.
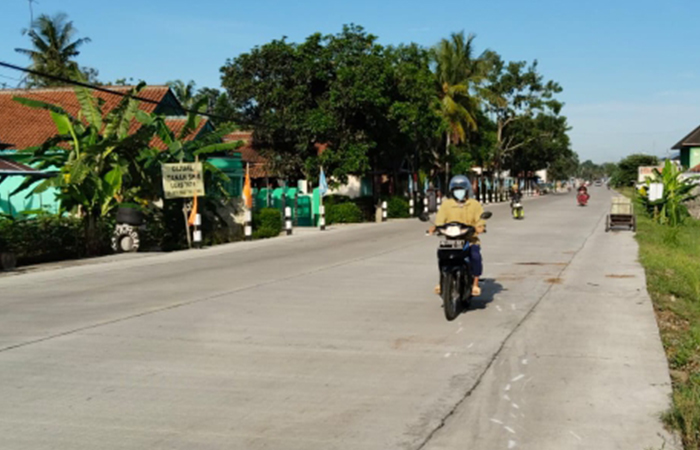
[476,224,486,234]
[427,226,436,235]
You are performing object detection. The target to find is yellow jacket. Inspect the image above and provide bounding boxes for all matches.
[435,198,485,239]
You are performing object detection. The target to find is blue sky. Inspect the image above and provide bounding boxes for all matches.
[1,0,699,163]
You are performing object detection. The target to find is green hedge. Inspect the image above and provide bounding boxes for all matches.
[386,196,410,218]
[253,208,282,239]
[326,202,363,224]
[0,216,112,266]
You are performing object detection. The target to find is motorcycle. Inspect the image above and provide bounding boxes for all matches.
[510,196,524,220]
[577,191,590,206]
[420,211,493,321]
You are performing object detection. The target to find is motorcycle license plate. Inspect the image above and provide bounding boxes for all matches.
[440,240,465,248]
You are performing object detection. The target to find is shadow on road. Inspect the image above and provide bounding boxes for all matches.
[468,278,504,311]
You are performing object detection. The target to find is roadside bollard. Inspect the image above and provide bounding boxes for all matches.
[382,201,387,222]
[285,206,292,236]
[437,196,442,208]
[409,198,414,216]
[244,209,252,241]
[423,197,428,215]
[319,205,326,231]
[193,214,202,248]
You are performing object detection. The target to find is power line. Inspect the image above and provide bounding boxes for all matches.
[0,61,233,123]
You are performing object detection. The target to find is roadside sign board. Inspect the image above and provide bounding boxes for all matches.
[648,183,664,201]
[637,166,663,183]
[162,162,205,199]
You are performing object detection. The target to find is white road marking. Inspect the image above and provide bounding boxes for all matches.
[512,374,525,382]
[569,431,582,441]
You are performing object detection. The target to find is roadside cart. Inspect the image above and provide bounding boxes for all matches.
[606,196,636,232]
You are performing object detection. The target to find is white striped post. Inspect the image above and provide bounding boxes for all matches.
[437,195,442,208]
[423,196,429,215]
[193,213,202,248]
[382,201,387,222]
[244,209,252,241]
[285,206,292,236]
[409,198,414,216]
[319,205,326,231]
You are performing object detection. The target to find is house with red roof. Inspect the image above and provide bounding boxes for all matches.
[0,85,237,216]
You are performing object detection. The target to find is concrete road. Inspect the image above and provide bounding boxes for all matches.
[0,188,675,450]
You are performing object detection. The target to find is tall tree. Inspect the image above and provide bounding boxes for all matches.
[431,32,487,183]
[15,13,95,87]
[481,52,563,180]
[221,25,439,186]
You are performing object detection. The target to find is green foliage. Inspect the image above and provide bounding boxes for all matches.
[14,13,97,87]
[12,86,240,254]
[0,215,112,265]
[432,32,486,153]
[221,25,441,183]
[253,208,282,239]
[326,202,363,224]
[611,153,659,187]
[548,149,579,181]
[633,208,700,448]
[639,160,698,226]
[481,52,564,175]
[386,196,410,218]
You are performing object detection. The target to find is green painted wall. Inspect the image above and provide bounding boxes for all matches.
[680,147,700,170]
[208,155,244,198]
[0,176,59,216]
[690,147,700,170]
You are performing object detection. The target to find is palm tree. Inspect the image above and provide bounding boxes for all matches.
[432,32,486,184]
[167,80,197,109]
[15,13,92,87]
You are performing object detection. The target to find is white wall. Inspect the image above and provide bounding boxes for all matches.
[329,175,363,198]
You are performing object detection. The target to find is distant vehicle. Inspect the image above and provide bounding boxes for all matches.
[595,180,603,186]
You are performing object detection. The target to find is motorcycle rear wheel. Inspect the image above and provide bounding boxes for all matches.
[441,271,462,321]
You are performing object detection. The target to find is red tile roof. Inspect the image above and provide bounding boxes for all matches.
[688,164,700,173]
[0,86,181,150]
[152,117,211,150]
[0,157,36,173]
[223,131,272,178]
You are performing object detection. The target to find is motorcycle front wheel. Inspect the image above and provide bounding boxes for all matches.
[441,271,462,321]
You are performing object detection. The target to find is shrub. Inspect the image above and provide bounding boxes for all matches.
[253,208,282,239]
[386,196,410,218]
[326,202,363,224]
[351,196,375,222]
[323,194,352,206]
[0,215,112,265]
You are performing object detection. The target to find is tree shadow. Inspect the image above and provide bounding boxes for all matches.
[467,278,505,311]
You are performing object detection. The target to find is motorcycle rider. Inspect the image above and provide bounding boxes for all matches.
[429,175,485,297]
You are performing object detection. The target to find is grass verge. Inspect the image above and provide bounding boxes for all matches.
[624,188,700,448]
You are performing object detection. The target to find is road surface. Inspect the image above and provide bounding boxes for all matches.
[0,188,675,449]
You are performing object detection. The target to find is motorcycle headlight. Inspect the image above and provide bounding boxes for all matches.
[444,226,462,238]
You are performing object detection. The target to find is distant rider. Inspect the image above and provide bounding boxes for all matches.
[430,175,485,297]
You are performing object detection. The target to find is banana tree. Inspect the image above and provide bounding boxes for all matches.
[642,160,699,226]
[11,83,156,253]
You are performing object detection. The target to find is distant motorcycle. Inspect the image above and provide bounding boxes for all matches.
[510,192,524,219]
[577,187,590,206]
